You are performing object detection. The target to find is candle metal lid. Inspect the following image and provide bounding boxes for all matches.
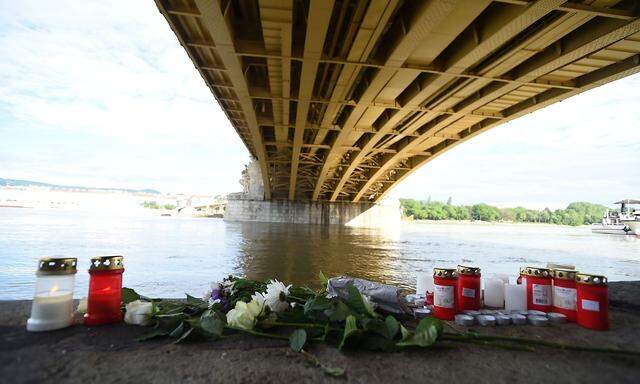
[433,268,457,278]
[90,255,124,271]
[38,257,77,275]
[575,273,607,286]
[521,266,551,278]
[457,265,481,276]
[552,268,577,280]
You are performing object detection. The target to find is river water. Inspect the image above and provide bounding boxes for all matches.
[1,208,639,300]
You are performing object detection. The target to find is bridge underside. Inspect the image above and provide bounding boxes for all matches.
[156,0,640,203]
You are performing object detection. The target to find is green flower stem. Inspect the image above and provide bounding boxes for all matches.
[262,321,342,332]
[225,326,290,340]
[263,321,324,328]
[444,332,640,355]
[442,335,535,352]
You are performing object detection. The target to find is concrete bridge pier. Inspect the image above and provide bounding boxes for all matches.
[224,197,401,228]
[227,160,401,228]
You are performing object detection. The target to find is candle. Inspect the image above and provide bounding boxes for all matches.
[27,257,77,332]
[504,284,527,312]
[484,277,505,308]
[415,272,432,297]
[85,255,125,326]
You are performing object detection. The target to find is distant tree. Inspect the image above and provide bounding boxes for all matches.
[446,197,452,206]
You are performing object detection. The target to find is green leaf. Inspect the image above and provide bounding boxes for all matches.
[289,329,307,352]
[385,316,400,339]
[173,327,194,344]
[346,285,376,317]
[136,328,169,341]
[328,300,352,322]
[396,318,442,348]
[121,287,140,305]
[338,315,359,350]
[400,324,410,340]
[321,366,345,377]
[303,295,332,315]
[199,315,224,339]
[186,294,208,309]
[169,322,185,338]
[318,271,328,288]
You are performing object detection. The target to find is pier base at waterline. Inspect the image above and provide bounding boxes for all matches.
[224,198,401,228]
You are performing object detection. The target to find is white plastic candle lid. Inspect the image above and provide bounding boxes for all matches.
[414,308,432,318]
[547,312,567,324]
[528,315,549,326]
[527,310,546,316]
[477,315,496,326]
[455,314,475,326]
[481,309,497,315]
[510,314,527,325]
[496,315,511,325]
[463,310,481,317]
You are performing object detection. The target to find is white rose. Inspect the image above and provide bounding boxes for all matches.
[124,300,153,326]
[75,297,88,314]
[246,298,265,318]
[226,301,256,330]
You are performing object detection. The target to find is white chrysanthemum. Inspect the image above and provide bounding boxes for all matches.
[226,301,256,330]
[202,288,212,302]
[264,279,292,313]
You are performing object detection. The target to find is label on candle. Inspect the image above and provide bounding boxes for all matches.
[434,284,454,308]
[532,284,551,306]
[581,299,600,312]
[553,286,576,310]
[462,287,476,298]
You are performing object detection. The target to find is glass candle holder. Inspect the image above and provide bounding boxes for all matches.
[27,257,78,332]
[433,268,457,320]
[84,255,125,326]
[456,265,481,311]
[522,266,553,312]
[576,273,609,331]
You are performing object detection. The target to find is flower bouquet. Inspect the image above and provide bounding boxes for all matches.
[121,273,640,377]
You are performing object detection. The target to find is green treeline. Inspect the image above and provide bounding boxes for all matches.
[400,198,608,226]
[141,201,176,210]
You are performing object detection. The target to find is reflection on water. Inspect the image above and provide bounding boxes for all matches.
[1,208,639,299]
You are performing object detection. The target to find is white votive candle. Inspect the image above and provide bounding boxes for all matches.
[504,284,527,312]
[484,278,505,308]
[27,257,77,332]
[415,272,433,296]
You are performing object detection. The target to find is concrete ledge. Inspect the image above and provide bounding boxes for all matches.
[1,282,639,383]
[224,199,401,228]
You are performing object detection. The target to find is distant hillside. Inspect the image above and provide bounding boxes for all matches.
[0,178,161,195]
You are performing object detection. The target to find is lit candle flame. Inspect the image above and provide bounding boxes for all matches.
[49,285,59,295]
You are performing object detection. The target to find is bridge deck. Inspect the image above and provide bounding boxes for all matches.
[155,0,640,202]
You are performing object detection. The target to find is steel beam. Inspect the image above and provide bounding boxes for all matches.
[288,0,334,200]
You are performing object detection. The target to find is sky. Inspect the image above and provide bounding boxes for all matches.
[0,1,639,209]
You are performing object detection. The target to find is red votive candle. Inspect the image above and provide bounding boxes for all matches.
[576,273,609,331]
[84,255,124,326]
[552,269,578,322]
[522,267,553,312]
[433,268,457,320]
[456,265,481,311]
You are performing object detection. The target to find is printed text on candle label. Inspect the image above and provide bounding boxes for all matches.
[581,299,600,312]
[553,286,576,310]
[434,285,454,308]
[532,284,551,306]
[462,287,476,298]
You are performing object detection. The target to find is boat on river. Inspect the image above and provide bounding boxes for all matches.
[592,200,640,235]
